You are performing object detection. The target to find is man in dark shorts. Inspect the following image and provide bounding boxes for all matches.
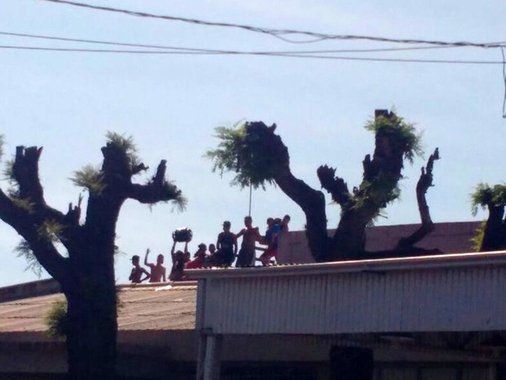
[208,221,237,267]
[236,216,262,267]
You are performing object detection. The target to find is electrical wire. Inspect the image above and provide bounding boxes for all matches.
[502,48,506,118]
[0,44,503,65]
[39,0,506,48]
[1,31,481,55]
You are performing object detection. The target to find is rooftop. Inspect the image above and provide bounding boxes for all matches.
[0,282,197,334]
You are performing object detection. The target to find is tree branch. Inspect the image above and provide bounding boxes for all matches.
[317,165,352,207]
[396,148,439,250]
[0,188,70,283]
[13,146,44,202]
[128,160,183,204]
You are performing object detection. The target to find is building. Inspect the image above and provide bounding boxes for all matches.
[2,221,503,380]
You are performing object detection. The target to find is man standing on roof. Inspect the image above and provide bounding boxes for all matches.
[129,255,150,284]
[236,216,262,267]
[208,221,237,267]
[144,248,166,283]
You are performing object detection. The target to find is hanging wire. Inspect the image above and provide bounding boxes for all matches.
[502,48,506,118]
[40,0,506,48]
[248,182,252,218]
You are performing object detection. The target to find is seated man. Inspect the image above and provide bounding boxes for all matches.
[185,243,208,269]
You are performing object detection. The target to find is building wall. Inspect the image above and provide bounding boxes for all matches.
[199,256,506,335]
[277,221,481,265]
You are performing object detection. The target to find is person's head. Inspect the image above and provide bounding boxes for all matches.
[193,243,206,258]
[266,217,274,226]
[244,216,252,227]
[223,220,231,231]
[282,214,291,224]
[175,250,185,259]
[157,254,164,264]
[131,255,140,265]
[209,243,216,254]
[274,217,282,225]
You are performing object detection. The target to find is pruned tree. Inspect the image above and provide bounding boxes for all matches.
[206,110,440,261]
[471,183,506,251]
[0,132,185,380]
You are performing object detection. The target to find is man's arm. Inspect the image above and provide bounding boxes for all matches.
[216,233,221,250]
[144,248,151,266]
[141,269,150,283]
[171,241,177,262]
[184,242,190,261]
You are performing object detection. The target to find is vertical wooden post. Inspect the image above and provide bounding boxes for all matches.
[203,333,223,380]
[196,332,207,380]
[329,346,373,380]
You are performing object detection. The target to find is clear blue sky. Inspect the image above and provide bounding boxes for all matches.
[0,0,504,287]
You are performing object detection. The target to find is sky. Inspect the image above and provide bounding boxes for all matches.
[0,0,504,287]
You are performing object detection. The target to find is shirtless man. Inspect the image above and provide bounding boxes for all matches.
[208,221,237,267]
[144,248,166,283]
[235,216,262,267]
[129,255,150,284]
[169,239,189,281]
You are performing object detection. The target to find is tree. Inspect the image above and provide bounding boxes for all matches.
[206,110,439,262]
[0,133,185,380]
[471,183,506,251]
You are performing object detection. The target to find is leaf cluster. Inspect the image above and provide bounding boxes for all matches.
[37,219,65,243]
[365,113,423,163]
[205,122,285,189]
[471,183,506,215]
[0,134,4,161]
[45,299,68,338]
[15,240,43,277]
[470,220,486,251]
[71,165,105,194]
[106,131,142,175]
[160,180,188,211]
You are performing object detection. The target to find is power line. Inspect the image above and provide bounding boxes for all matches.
[1,31,479,55]
[40,0,506,48]
[0,44,503,65]
[502,48,506,118]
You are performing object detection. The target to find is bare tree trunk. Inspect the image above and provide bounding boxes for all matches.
[65,280,117,380]
[480,205,505,251]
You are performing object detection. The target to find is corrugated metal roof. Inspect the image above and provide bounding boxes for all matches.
[0,283,197,333]
[193,251,506,335]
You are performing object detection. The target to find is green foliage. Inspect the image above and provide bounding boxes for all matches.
[10,197,34,212]
[355,177,401,213]
[0,134,4,161]
[15,240,43,277]
[71,165,105,194]
[106,131,141,174]
[205,123,248,185]
[205,122,283,189]
[154,180,188,211]
[471,220,486,251]
[471,183,506,215]
[365,113,423,163]
[37,219,64,243]
[45,299,68,338]
[2,159,13,180]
